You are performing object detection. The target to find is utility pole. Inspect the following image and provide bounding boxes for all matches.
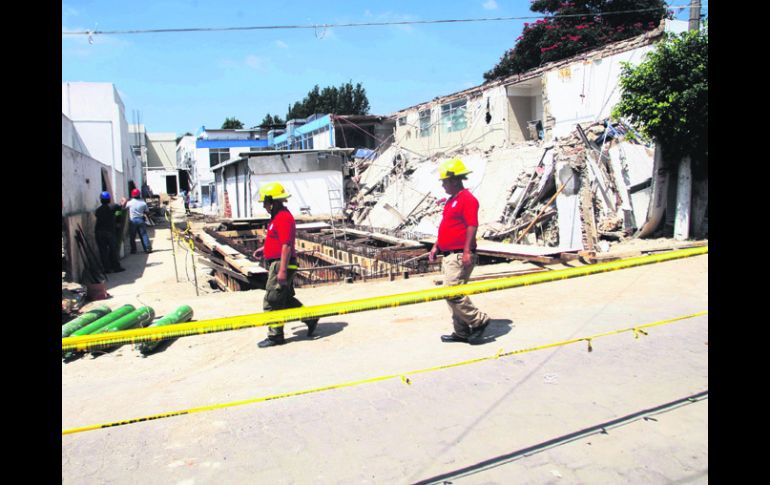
[689,0,701,32]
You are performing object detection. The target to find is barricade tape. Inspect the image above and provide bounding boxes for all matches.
[62,310,708,435]
[62,246,708,352]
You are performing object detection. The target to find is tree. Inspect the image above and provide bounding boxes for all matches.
[221,117,244,129]
[285,81,371,120]
[613,25,708,238]
[175,132,193,144]
[484,0,669,81]
[260,114,285,127]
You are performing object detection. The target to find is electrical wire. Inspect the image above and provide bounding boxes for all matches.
[63,6,693,37]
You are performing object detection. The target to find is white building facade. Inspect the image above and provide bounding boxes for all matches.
[391,20,688,157]
[62,82,143,199]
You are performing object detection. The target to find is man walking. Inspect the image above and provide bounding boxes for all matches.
[252,182,319,348]
[125,188,152,254]
[94,191,126,273]
[429,159,491,345]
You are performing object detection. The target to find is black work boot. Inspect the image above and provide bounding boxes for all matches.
[440,333,469,343]
[468,317,491,345]
[258,337,285,348]
[304,319,319,337]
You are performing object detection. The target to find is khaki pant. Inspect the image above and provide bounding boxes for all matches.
[263,260,307,339]
[442,253,489,338]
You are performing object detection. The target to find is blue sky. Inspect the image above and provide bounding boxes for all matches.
[62,1,702,136]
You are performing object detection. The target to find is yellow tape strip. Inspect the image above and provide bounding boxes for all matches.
[62,311,707,435]
[62,246,707,352]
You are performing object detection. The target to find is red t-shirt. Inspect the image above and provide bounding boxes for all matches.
[437,188,479,251]
[263,209,297,260]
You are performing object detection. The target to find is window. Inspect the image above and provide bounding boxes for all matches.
[441,99,467,133]
[419,109,431,137]
[397,116,407,127]
[209,148,230,167]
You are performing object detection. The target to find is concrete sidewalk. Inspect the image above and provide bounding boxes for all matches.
[63,232,708,484]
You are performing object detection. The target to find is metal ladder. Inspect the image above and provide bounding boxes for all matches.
[328,188,346,241]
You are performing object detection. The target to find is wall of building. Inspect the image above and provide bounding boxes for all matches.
[146,132,177,170]
[62,144,126,283]
[393,86,512,157]
[214,152,346,218]
[62,82,139,200]
[146,170,178,196]
[545,45,655,139]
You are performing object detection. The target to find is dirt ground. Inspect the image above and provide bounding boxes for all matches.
[62,224,708,484]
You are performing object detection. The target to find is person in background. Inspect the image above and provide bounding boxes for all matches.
[252,182,319,348]
[182,189,191,214]
[94,191,126,273]
[429,159,491,345]
[125,188,152,254]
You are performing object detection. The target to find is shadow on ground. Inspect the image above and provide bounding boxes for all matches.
[473,318,514,345]
[288,321,348,342]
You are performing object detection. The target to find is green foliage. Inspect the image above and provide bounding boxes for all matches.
[286,81,370,120]
[175,132,193,144]
[221,117,244,129]
[260,114,285,127]
[612,26,708,175]
[484,0,669,81]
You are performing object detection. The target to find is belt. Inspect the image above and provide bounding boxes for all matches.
[438,249,475,257]
[265,258,299,269]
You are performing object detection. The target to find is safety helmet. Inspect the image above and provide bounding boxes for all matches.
[131,188,141,198]
[438,158,472,180]
[100,191,111,201]
[258,182,291,202]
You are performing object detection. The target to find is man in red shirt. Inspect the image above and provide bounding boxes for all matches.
[429,159,491,345]
[252,182,319,348]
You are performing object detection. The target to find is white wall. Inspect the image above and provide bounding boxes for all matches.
[62,82,138,200]
[147,132,177,170]
[62,145,111,216]
[62,144,125,283]
[393,85,514,157]
[249,171,344,218]
[545,45,656,139]
[146,170,178,196]
[313,128,333,149]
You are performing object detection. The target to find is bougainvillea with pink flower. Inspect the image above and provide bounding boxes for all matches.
[484,0,671,81]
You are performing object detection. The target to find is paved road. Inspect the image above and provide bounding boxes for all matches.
[62,227,708,484]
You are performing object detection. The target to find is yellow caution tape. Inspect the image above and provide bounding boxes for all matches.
[61,246,707,352]
[62,310,707,435]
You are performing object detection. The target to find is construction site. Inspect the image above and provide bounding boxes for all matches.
[62,118,708,484]
[62,14,708,485]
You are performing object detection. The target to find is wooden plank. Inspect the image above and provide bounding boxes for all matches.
[337,228,423,247]
[215,245,241,257]
[476,241,567,257]
[217,229,263,238]
[197,259,252,283]
[223,254,267,275]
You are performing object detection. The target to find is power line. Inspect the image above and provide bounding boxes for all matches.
[63,5,693,37]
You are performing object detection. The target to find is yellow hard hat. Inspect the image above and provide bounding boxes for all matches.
[438,158,472,180]
[258,181,291,202]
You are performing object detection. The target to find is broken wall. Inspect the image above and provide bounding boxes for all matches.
[393,85,511,156]
[545,45,657,139]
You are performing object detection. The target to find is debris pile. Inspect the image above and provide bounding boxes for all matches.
[346,119,658,254]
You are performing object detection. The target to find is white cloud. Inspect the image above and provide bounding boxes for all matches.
[275,40,288,49]
[483,0,498,10]
[244,55,266,70]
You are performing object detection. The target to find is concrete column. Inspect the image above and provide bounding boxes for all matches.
[674,157,692,240]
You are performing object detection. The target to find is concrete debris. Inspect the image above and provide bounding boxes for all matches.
[346,119,659,254]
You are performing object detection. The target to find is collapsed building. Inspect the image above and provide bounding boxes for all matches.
[193,19,701,291]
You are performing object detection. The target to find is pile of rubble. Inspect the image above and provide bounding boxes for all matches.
[346,119,660,253]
